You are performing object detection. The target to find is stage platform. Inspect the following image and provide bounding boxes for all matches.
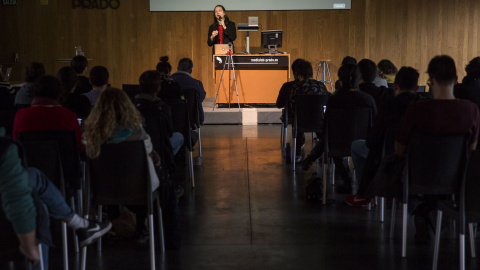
[203,98,282,125]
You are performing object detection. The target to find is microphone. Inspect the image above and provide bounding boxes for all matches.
[218,16,223,21]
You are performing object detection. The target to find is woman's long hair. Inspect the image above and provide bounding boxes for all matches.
[83,87,144,158]
[337,64,361,93]
[212,5,230,27]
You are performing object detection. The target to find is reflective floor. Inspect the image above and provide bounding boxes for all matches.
[49,125,479,270]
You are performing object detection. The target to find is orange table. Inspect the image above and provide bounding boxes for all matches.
[213,54,290,104]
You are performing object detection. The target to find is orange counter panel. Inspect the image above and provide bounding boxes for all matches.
[213,54,290,104]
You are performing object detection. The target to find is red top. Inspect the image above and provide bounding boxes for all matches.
[397,99,480,146]
[218,25,223,44]
[13,97,85,152]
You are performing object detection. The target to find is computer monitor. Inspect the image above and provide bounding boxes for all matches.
[261,30,282,54]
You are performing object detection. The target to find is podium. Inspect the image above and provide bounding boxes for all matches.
[213,54,290,104]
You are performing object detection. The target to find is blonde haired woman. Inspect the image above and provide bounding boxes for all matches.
[83,87,160,188]
[83,87,160,242]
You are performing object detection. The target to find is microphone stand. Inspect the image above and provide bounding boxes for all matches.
[213,44,241,110]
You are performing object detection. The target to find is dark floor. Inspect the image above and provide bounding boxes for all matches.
[48,125,479,270]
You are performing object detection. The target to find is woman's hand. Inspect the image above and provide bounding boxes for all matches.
[211,30,218,41]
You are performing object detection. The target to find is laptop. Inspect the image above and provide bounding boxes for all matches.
[215,44,230,55]
[248,16,258,26]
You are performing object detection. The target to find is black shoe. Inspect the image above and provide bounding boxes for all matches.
[300,155,315,170]
[77,220,112,247]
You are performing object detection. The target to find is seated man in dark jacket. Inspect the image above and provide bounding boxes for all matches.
[135,71,184,249]
[275,58,305,109]
[289,60,330,162]
[135,70,184,173]
[170,58,206,124]
[344,66,421,206]
[358,59,395,109]
[301,64,377,193]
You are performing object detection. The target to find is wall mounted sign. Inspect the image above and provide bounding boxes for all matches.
[2,0,18,6]
[72,0,120,9]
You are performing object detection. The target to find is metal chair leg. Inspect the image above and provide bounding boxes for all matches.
[402,203,408,257]
[97,206,103,252]
[148,214,156,270]
[62,221,69,270]
[157,199,165,253]
[390,198,397,238]
[293,138,297,171]
[37,243,44,270]
[198,128,202,158]
[70,197,80,254]
[380,197,385,222]
[433,210,443,270]
[469,223,476,258]
[189,150,195,188]
[460,233,465,270]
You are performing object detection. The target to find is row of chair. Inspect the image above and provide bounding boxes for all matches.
[122,84,202,188]
[281,94,480,269]
[1,130,165,270]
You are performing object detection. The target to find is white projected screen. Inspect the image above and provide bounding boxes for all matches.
[149,0,351,12]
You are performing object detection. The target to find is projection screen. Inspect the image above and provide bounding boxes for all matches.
[149,0,351,12]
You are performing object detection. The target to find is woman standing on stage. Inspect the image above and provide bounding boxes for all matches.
[207,5,237,54]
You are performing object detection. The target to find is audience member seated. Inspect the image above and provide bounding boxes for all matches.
[12,75,84,152]
[135,70,184,168]
[377,59,398,88]
[395,55,480,241]
[83,87,162,244]
[156,56,183,100]
[334,56,357,92]
[171,58,206,124]
[358,59,394,108]
[344,66,421,206]
[301,64,377,193]
[82,66,109,106]
[276,58,305,109]
[57,66,91,119]
[454,56,480,112]
[70,55,92,95]
[0,129,111,269]
[289,60,330,162]
[14,62,45,109]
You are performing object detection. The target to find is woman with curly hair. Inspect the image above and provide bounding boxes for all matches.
[83,87,161,243]
[83,87,159,189]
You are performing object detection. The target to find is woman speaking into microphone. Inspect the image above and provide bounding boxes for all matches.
[207,5,237,54]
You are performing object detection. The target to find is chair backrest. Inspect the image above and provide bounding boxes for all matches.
[326,107,372,157]
[89,141,152,207]
[0,110,16,137]
[182,88,200,129]
[162,99,192,150]
[19,130,80,188]
[463,150,480,216]
[382,123,399,158]
[21,140,66,196]
[122,84,140,103]
[407,133,468,195]
[294,94,329,135]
